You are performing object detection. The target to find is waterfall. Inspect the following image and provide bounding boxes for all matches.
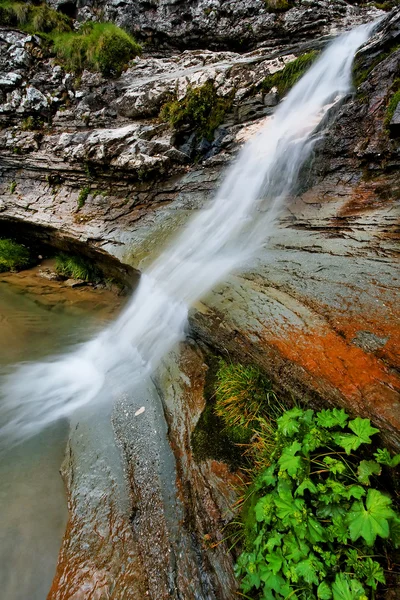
[0,22,376,446]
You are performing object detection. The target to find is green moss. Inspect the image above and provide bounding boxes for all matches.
[55,253,102,282]
[264,0,293,12]
[385,79,400,126]
[0,238,32,272]
[9,181,16,194]
[353,44,400,88]
[261,51,319,97]
[0,1,72,33]
[52,22,142,77]
[160,81,233,141]
[77,186,90,209]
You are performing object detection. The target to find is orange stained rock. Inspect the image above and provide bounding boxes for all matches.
[268,324,400,430]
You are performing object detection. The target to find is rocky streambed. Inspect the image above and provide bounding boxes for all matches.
[0,1,400,598]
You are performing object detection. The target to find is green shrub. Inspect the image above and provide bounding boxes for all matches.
[235,406,400,600]
[160,81,233,141]
[55,253,102,282]
[0,1,72,33]
[52,22,142,76]
[0,238,32,272]
[77,186,90,209]
[262,51,319,97]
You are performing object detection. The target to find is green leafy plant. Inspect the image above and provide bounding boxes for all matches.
[52,21,142,76]
[160,81,233,141]
[0,238,32,272]
[77,186,90,209]
[55,253,102,282]
[262,51,319,97]
[235,407,400,600]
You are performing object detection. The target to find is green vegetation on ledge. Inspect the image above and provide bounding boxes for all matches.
[77,186,90,209]
[385,78,400,126]
[0,2,141,76]
[52,22,142,77]
[262,51,319,97]
[55,253,102,282]
[0,1,71,33]
[0,238,33,272]
[160,81,233,141]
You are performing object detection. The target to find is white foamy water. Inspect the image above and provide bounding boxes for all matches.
[0,22,376,446]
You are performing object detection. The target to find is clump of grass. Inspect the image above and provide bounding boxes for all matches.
[55,253,102,282]
[21,116,44,131]
[9,181,16,193]
[52,22,142,77]
[160,81,233,141]
[77,186,90,209]
[0,238,32,272]
[0,1,72,33]
[264,0,293,12]
[215,361,281,446]
[262,51,319,97]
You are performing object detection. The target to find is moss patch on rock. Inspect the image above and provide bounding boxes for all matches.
[264,0,294,12]
[160,81,233,141]
[0,238,33,272]
[261,51,319,97]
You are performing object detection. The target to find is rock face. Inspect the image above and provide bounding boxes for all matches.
[1,3,400,600]
[50,0,378,51]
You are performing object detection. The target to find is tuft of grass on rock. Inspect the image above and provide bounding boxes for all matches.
[262,51,319,97]
[9,181,16,193]
[0,238,32,272]
[77,186,90,209]
[55,253,102,282]
[0,1,72,33]
[52,22,142,77]
[160,81,233,141]
[385,78,400,126]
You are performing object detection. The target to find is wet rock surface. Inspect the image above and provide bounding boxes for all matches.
[1,4,400,600]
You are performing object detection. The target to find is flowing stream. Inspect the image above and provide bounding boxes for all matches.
[0,22,376,447]
[0,277,120,599]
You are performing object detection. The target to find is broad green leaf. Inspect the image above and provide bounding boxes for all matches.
[333,433,364,455]
[259,465,277,488]
[317,408,348,429]
[357,460,381,485]
[260,570,291,597]
[296,478,317,496]
[282,533,309,563]
[348,489,395,546]
[329,516,349,544]
[265,532,283,552]
[362,558,385,589]
[295,557,321,585]
[265,551,283,575]
[348,417,379,443]
[323,456,347,475]
[332,574,366,600]
[255,494,275,523]
[346,485,365,500]
[274,496,304,522]
[374,448,400,468]
[277,408,303,437]
[307,517,326,543]
[278,441,303,477]
[318,581,332,599]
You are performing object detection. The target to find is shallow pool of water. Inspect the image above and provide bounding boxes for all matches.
[0,274,121,600]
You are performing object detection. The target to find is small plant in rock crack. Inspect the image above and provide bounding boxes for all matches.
[235,407,400,600]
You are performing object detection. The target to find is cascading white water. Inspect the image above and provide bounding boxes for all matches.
[0,22,376,446]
